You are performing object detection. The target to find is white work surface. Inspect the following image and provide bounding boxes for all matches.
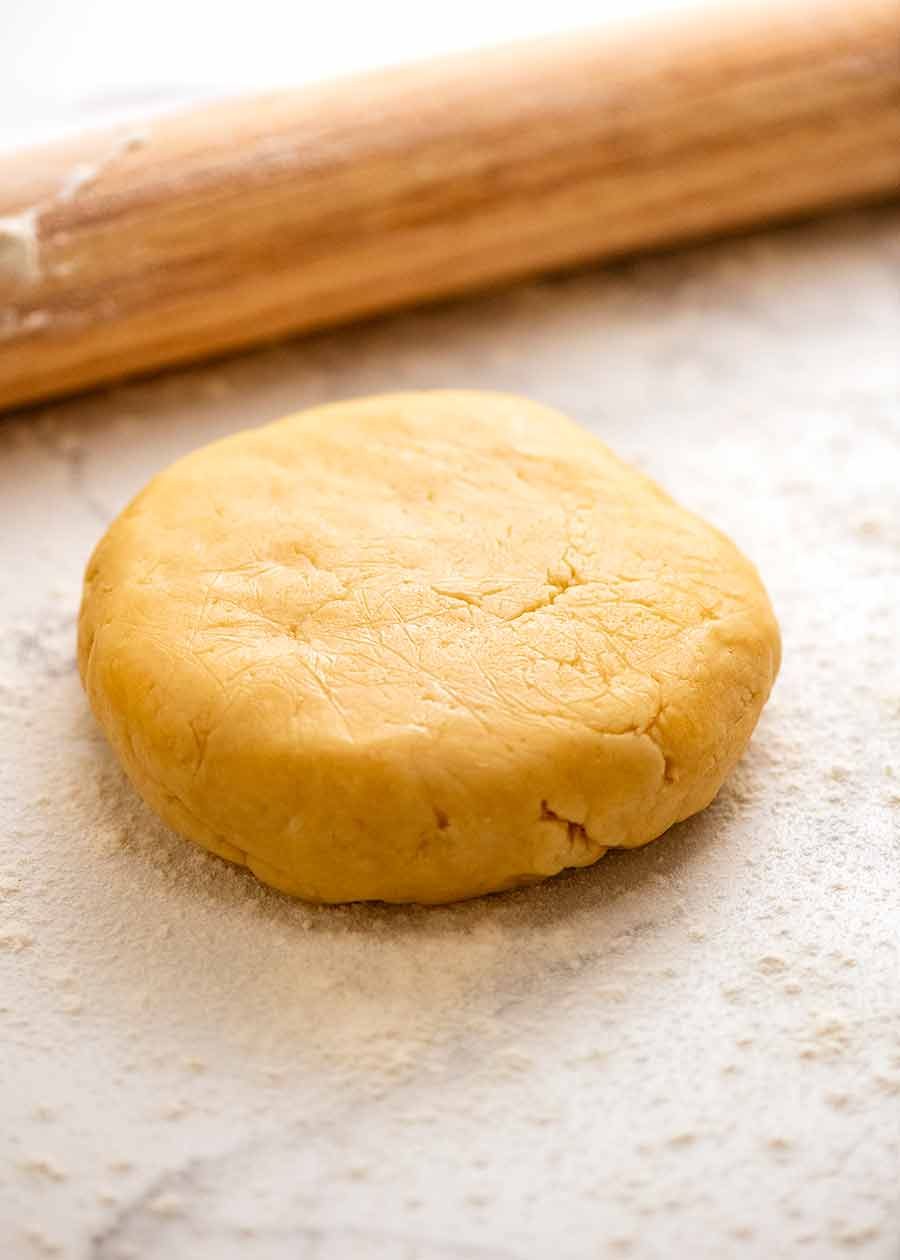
[2,6,900,1257]
[1,204,899,1260]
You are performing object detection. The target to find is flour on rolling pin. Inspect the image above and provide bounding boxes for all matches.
[0,129,150,338]
[0,209,41,285]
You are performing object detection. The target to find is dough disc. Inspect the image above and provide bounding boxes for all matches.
[78,392,780,903]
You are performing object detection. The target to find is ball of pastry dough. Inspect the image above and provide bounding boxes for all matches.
[78,392,779,904]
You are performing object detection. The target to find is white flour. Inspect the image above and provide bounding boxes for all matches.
[0,128,150,344]
[0,209,41,285]
[0,206,898,1260]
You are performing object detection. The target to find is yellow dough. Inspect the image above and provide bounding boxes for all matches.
[78,392,780,904]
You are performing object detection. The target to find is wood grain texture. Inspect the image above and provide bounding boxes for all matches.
[1,0,899,411]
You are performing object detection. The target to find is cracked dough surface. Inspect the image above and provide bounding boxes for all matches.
[77,391,780,903]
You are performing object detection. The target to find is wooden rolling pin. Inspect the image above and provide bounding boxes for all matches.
[1,0,899,412]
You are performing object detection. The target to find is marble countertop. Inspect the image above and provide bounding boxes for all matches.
[1,180,899,1258]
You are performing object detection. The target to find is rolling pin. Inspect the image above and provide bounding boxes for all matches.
[1,0,899,412]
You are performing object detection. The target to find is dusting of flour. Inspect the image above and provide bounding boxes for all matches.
[0,206,898,1260]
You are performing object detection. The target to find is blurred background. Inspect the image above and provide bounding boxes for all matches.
[2,0,736,151]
